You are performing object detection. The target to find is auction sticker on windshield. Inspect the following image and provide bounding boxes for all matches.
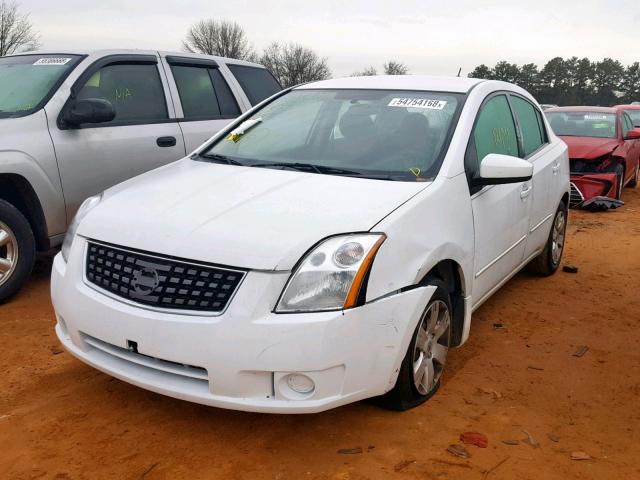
[388,98,447,109]
[33,57,72,66]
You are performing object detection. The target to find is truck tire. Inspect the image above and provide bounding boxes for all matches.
[527,200,567,276]
[0,199,36,304]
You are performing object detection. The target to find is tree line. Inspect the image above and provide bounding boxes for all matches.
[469,58,640,106]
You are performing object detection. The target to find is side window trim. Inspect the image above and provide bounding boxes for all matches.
[57,54,172,130]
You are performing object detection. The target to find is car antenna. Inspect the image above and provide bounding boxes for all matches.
[457,67,462,77]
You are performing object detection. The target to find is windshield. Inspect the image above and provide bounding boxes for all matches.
[0,55,81,118]
[202,89,463,181]
[625,110,640,128]
[545,111,617,139]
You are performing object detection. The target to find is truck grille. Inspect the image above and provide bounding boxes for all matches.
[569,182,584,208]
[85,241,245,313]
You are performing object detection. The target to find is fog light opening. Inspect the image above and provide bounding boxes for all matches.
[286,373,315,395]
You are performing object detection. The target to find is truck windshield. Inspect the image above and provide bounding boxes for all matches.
[0,54,81,118]
[546,111,617,139]
[201,89,463,181]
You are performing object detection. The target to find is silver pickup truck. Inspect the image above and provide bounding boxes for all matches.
[0,49,281,302]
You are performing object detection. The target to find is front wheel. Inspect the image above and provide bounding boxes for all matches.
[0,200,36,304]
[527,201,567,276]
[379,280,452,411]
[628,163,639,188]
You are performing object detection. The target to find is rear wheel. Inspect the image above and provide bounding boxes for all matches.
[527,201,567,276]
[379,280,452,411]
[0,200,35,304]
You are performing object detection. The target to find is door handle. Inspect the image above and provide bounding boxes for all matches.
[552,162,561,174]
[520,184,532,199]
[157,136,177,148]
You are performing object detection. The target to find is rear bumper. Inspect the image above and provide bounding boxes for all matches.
[569,173,617,207]
[51,241,435,414]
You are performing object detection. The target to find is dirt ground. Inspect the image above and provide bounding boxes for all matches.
[1,189,639,480]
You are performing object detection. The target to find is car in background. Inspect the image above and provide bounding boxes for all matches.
[0,49,281,302]
[545,106,640,207]
[616,104,640,128]
[540,104,558,111]
[52,75,569,413]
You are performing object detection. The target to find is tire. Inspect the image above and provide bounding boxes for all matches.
[378,279,452,411]
[628,163,639,188]
[0,199,36,304]
[614,163,625,199]
[527,200,567,277]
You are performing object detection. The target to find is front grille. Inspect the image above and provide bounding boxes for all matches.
[569,182,584,208]
[85,241,245,313]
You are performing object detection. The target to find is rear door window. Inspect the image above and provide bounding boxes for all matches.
[511,96,546,157]
[227,64,282,105]
[171,65,240,119]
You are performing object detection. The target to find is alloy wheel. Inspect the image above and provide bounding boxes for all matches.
[0,221,19,287]
[412,299,451,395]
[551,209,566,266]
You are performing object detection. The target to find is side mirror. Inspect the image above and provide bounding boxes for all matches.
[624,128,640,140]
[472,153,533,186]
[62,98,115,127]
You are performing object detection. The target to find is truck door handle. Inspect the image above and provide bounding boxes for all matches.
[520,184,532,199]
[157,136,177,148]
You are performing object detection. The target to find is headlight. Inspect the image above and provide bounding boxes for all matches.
[276,233,386,313]
[61,194,102,262]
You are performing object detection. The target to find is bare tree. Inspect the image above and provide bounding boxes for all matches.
[183,19,255,60]
[260,42,331,87]
[0,1,40,56]
[383,60,408,75]
[351,66,378,76]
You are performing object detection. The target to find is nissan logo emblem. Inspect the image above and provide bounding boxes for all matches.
[131,267,160,296]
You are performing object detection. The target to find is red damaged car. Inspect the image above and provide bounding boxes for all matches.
[545,106,640,207]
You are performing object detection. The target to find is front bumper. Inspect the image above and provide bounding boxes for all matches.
[51,239,435,413]
[570,173,617,208]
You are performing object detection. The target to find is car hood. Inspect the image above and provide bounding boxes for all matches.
[560,136,621,160]
[79,159,429,271]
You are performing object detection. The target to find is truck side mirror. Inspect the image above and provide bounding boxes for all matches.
[62,98,116,127]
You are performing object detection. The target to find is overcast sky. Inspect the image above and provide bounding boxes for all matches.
[23,0,640,77]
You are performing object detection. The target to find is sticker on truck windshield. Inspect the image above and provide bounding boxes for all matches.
[388,98,447,109]
[33,57,72,66]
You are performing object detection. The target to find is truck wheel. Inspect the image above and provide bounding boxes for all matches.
[378,279,452,411]
[0,199,35,304]
[527,201,567,276]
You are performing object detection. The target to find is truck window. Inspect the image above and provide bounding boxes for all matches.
[0,54,81,118]
[171,65,240,119]
[227,65,282,106]
[76,63,168,124]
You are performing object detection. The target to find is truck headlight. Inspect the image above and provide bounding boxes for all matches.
[61,194,102,262]
[276,233,386,313]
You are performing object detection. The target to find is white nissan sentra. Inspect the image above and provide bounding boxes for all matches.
[51,76,569,413]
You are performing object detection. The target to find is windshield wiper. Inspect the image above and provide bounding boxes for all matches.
[198,153,245,166]
[248,162,363,176]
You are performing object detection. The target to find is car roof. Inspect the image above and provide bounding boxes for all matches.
[295,75,485,93]
[615,104,640,110]
[5,49,266,68]
[545,106,617,114]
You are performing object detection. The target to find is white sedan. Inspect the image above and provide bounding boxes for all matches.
[51,75,569,413]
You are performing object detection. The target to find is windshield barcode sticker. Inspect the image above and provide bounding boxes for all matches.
[388,98,447,109]
[33,57,72,66]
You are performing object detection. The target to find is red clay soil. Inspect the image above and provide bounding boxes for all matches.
[1,189,639,480]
